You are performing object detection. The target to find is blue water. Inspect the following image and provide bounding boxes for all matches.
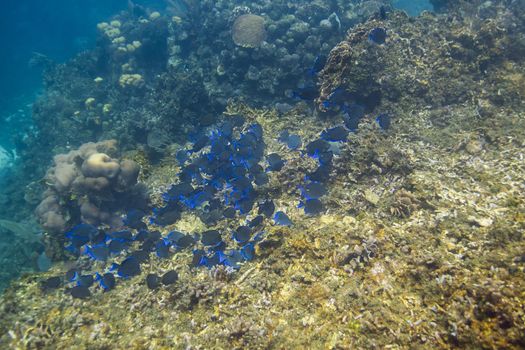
[394,0,434,16]
[0,0,166,151]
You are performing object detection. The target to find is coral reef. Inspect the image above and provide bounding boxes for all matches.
[35,140,148,258]
[1,0,525,349]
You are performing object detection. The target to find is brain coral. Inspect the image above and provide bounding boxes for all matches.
[232,14,267,48]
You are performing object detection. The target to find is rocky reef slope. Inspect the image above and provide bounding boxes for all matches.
[1,1,524,349]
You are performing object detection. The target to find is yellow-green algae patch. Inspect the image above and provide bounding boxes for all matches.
[1,96,525,349]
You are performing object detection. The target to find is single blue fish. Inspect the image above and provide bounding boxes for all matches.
[248,123,264,141]
[321,126,349,142]
[301,198,325,216]
[221,250,244,269]
[108,230,133,242]
[254,172,269,186]
[133,229,149,242]
[318,151,334,165]
[200,230,222,247]
[306,164,332,182]
[95,272,116,291]
[191,249,206,267]
[202,252,221,268]
[151,204,182,226]
[77,274,94,288]
[278,130,290,143]
[286,134,302,150]
[131,249,151,264]
[85,244,110,261]
[248,215,264,228]
[65,223,98,248]
[240,243,255,261]
[117,257,141,278]
[266,153,285,172]
[176,149,189,164]
[223,207,237,218]
[155,240,171,258]
[108,239,126,254]
[258,199,275,217]
[66,269,78,282]
[369,27,387,44]
[191,134,210,153]
[161,270,178,285]
[376,113,391,130]
[343,114,360,132]
[306,139,330,158]
[164,182,194,201]
[292,85,319,101]
[123,209,146,229]
[70,285,91,299]
[232,226,252,244]
[342,103,365,120]
[173,233,196,249]
[299,182,327,199]
[146,273,160,290]
[307,54,327,76]
[273,211,293,226]
[41,276,62,290]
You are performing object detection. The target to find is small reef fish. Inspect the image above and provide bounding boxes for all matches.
[258,199,275,217]
[376,113,391,130]
[200,230,222,247]
[248,215,264,228]
[70,285,91,299]
[299,182,327,200]
[117,257,141,278]
[307,54,327,76]
[232,225,252,244]
[96,272,115,291]
[77,274,94,288]
[369,27,387,44]
[301,198,325,215]
[266,153,285,171]
[273,211,293,226]
[146,273,160,290]
[307,164,332,182]
[292,85,319,101]
[321,126,349,142]
[41,276,62,290]
[85,244,110,261]
[161,270,178,285]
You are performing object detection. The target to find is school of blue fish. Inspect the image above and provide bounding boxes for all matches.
[42,28,392,298]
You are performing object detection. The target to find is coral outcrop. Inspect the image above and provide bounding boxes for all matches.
[35,140,148,257]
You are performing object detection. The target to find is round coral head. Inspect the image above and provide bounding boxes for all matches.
[232,14,267,48]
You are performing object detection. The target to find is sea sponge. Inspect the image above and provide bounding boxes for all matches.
[81,153,120,178]
[232,14,267,48]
